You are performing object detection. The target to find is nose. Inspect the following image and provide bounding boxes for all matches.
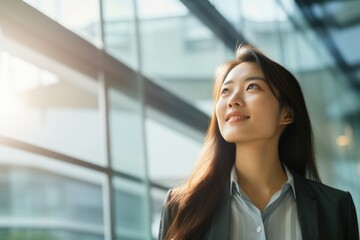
[228,92,245,108]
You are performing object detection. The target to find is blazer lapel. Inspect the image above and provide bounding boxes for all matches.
[292,172,319,239]
[205,182,230,240]
[205,173,320,240]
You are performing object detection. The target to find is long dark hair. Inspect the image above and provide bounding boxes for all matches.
[164,43,320,240]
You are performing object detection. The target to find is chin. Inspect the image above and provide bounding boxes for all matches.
[222,135,243,143]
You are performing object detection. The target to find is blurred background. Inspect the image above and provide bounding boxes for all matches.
[0,0,359,239]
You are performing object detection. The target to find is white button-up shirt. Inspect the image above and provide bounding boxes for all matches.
[230,165,302,240]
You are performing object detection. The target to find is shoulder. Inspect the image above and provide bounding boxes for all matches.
[164,189,173,204]
[158,188,178,239]
[162,188,180,209]
[293,172,358,219]
[158,190,171,240]
[293,172,355,209]
[304,178,348,198]
[294,174,359,238]
[161,189,176,220]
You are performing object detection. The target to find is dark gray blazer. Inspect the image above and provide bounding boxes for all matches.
[158,171,359,240]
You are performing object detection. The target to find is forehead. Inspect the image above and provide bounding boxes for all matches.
[223,62,264,84]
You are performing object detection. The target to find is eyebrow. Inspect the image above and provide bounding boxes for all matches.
[222,76,266,86]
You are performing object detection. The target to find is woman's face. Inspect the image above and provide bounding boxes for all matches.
[215,62,289,144]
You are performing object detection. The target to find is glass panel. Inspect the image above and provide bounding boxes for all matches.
[138,0,187,19]
[146,108,203,188]
[23,0,101,46]
[0,50,105,165]
[319,75,360,224]
[138,0,229,115]
[113,177,148,240]
[208,0,242,27]
[108,87,145,177]
[237,0,289,64]
[330,26,360,65]
[103,0,138,69]
[0,145,106,240]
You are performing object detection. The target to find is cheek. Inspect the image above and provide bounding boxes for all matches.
[215,100,225,122]
[252,98,282,122]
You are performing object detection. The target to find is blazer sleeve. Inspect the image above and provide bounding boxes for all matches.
[343,192,359,240]
[158,189,173,240]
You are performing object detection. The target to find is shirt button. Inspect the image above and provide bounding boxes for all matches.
[256,226,262,233]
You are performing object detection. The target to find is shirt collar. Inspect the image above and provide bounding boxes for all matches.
[283,164,297,199]
[230,164,297,199]
[230,165,240,196]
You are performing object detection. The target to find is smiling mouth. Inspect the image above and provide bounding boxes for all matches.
[226,115,250,122]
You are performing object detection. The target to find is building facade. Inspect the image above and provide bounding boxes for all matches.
[0,0,359,239]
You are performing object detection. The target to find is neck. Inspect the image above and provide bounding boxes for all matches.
[234,140,287,194]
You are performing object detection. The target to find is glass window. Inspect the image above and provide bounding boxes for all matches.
[23,0,101,46]
[138,0,228,115]
[0,145,106,240]
[0,50,105,165]
[137,0,187,19]
[146,108,203,188]
[103,0,138,69]
[113,177,149,240]
[108,87,145,178]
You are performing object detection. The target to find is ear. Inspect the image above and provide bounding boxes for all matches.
[280,107,294,125]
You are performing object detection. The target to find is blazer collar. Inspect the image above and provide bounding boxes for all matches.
[207,171,320,240]
[291,171,319,240]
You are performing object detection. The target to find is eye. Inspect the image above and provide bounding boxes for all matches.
[246,83,259,91]
[221,88,230,95]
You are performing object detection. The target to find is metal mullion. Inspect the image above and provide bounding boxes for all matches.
[133,0,152,238]
[98,0,105,50]
[149,182,170,192]
[0,135,111,174]
[98,71,115,240]
[0,134,147,183]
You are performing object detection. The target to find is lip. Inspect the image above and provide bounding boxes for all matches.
[225,111,250,122]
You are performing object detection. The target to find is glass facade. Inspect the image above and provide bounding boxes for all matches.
[108,87,145,178]
[24,0,102,46]
[113,177,148,240]
[0,145,105,240]
[0,51,105,165]
[102,0,138,69]
[0,0,359,239]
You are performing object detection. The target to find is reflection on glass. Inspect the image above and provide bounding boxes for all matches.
[108,88,144,177]
[103,0,138,69]
[138,0,226,115]
[23,0,101,46]
[146,109,203,188]
[0,51,105,165]
[239,0,287,22]
[113,177,148,240]
[137,0,187,19]
[0,145,105,240]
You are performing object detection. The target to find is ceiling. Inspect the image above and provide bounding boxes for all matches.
[182,0,360,93]
[295,0,360,91]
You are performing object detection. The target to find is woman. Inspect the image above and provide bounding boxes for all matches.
[158,43,359,240]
